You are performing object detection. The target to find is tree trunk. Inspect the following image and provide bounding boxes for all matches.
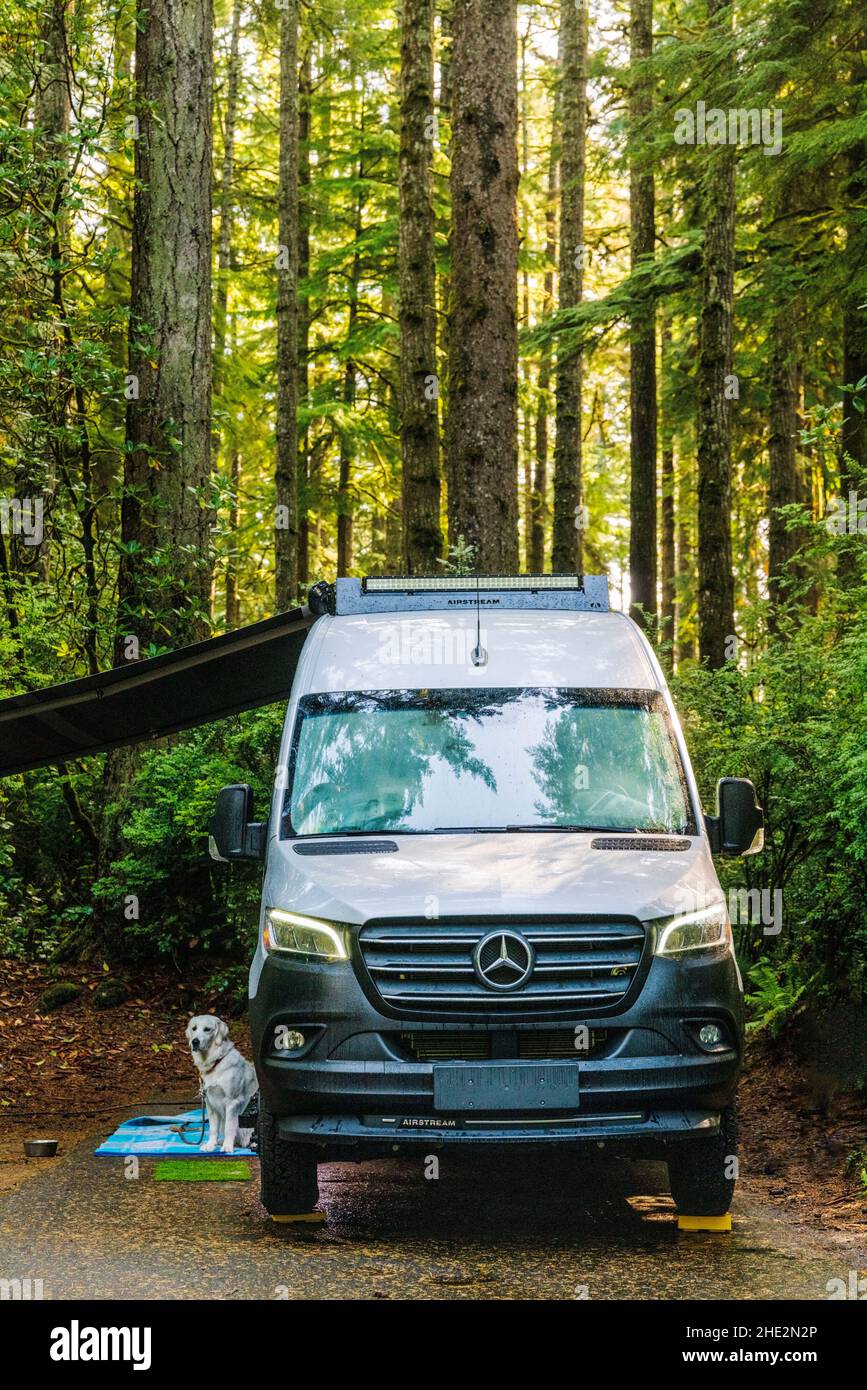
[297,44,312,588]
[438,0,454,524]
[530,121,558,574]
[225,447,241,628]
[551,0,588,573]
[400,0,443,573]
[841,140,867,492]
[696,0,736,668]
[100,0,214,952]
[676,469,696,666]
[213,0,243,405]
[275,0,299,608]
[22,0,71,581]
[445,0,519,571]
[660,324,675,656]
[214,0,242,626]
[628,0,657,621]
[767,312,800,616]
[520,29,530,565]
[119,0,213,656]
[338,160,365,578]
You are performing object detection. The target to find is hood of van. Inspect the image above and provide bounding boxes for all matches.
[263,832,720,927]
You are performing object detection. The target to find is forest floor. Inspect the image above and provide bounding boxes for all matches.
[0,958,865,1239]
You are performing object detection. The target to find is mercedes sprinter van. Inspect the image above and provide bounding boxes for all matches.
[209,576,763,1217]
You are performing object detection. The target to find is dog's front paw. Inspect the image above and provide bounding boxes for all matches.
[200,1136,218,1152]
[221,1138,235,1155]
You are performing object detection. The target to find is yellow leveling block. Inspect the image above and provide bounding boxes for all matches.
[677,1213,732,1232]
[271,1210,327,1225]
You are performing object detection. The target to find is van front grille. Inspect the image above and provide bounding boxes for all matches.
[358,918,645,1015]
[399,1028,609,1061]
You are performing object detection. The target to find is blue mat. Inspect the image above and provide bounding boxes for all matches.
[94,1109,256,1158]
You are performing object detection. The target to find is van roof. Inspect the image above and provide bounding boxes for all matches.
[306,609,663,694]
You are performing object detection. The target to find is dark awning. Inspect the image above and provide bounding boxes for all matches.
[0,606,314,778]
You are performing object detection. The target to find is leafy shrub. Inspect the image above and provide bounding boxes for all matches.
[744,960,811,1036]
[91,707,282,964]
[672,516,867,1006]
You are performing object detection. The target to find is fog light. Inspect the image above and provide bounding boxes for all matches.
[275,1027,306,1053]
[699,1023,724,1047]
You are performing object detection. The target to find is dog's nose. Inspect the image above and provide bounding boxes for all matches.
[191,1038,201,1051]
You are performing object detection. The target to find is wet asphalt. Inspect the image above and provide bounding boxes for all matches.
[2,1110,865,1301]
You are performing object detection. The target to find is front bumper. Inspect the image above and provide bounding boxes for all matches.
[250,944,743,1159]
[277,1108,721,1158]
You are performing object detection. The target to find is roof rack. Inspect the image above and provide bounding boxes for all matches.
[332,575,610,615]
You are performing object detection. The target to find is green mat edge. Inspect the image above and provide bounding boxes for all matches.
[153,1159,252,1182]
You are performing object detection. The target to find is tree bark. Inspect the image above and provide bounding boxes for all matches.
[21,0,71,581]
[676,470,696,666]
[214,0,242,626]
[445,0,519,571]
[767,312,800,615]
[660,322,675,655]
[225,447,241,628]
[696,0,736,668]
[275,0,299,608]
[119,0,213,657]
[551,0,588,573]
[841,140,867,491]
[100,0,214,952]
[628,0,657,621]
[338,164,364,577]
[213,0,243,404]
[399,0,443,573]
[438,0,454,522]
[530,121,558,574]
[297,44,312,588]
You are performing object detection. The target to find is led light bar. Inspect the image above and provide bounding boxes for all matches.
[363,574,584,593]
[334,575,610,615]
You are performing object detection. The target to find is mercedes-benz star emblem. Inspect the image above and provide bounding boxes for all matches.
[473,930,535,991]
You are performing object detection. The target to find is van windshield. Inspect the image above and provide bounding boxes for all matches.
[283,687,695,838]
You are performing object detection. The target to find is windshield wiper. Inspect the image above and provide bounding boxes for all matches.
[505,824,639,833]
[428,824,654,835]
[429,826,508,833]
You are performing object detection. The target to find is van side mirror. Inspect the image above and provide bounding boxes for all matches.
[209,784,267,862]
[705,777,764,857]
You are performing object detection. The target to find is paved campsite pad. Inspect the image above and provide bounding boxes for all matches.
[0,1122,865,1300]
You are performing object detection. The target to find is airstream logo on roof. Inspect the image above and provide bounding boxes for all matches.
[447,597,501,606]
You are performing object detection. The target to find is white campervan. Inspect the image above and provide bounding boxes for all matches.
[209,576,763,1218]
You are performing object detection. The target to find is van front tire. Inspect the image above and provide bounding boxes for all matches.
[667,1106,738,1216]
[258,1103,319,1216]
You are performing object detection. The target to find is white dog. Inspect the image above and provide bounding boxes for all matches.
[186,1015,258,1154]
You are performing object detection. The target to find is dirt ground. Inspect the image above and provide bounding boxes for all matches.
[1,958,865,1238]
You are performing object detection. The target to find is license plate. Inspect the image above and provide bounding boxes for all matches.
[433,1062,579,1112]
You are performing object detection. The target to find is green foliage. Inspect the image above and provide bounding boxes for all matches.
[744,961,810,1036]
[673,504,867,1002]
[91,707,282,963]
[844,1148,867,1191]
[438,534,477,576]
[205,962,251,1017]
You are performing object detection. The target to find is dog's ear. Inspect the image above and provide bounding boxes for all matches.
[216,1019,230,1043]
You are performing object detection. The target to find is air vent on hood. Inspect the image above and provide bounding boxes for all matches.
[292,840,398,856]
[591,836,691,852]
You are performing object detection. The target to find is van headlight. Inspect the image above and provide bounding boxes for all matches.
[263,908,349,961]
[652,903,732,958]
